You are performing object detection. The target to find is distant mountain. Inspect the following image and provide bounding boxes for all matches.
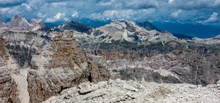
[5,15,31,29]
[44,21,65,27]
[136,21,159,31]
[60,20,93,33]
[78,18,111,28]
[80,20,178,45]
[153,22,220,38]
[0,15,44,31]
[42,20,94,33]
[30,19,45,31]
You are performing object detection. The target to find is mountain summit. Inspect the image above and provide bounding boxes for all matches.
[6,15,31,29]
[0,15,44,31]
[88,20,177,44]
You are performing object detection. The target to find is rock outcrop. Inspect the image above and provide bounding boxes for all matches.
[27,30,110,103]
[0,38,20,103]
[43,79,220,103]
[1,30,48,67]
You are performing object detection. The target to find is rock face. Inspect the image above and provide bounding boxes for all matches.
[1,30,48,67]
[94,43,220,86]
[0,38,20,103]
[27,30,110,103]
[43,79,220,103]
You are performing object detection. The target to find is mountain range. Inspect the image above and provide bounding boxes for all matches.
[0,15,219,103]
[0,15,44,31]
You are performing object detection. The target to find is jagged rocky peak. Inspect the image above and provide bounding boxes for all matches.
[105,20,139,30]
[6,15,31,29]
[89,20,177,44]
[13,15,22,22]
[28,30,110,103]
[30,19,45,31]
[0,15,45,31]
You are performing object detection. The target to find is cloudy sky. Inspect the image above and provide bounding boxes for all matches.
[0,0,220,25]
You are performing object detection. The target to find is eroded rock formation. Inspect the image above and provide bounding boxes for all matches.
[27,30,110,103]
[1,30,48,67]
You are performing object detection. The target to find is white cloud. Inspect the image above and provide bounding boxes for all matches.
[72,11,79,18]
[213,0,220,6]
[21,3,32,11]
[168,0,174,4]
[203,12,218,23]
[0,0,220,25]
[98,0,115,6]
[171,9,182,18]
[37,12,46,18]
[54,12,65,20]
[89,8,155,21]
[46,12,66,22]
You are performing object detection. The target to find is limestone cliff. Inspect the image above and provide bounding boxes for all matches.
[27,30,110,103]
[1,30,48,67]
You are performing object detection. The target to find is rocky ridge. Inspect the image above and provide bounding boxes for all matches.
[88,21,178,45]
[0,15,44,31]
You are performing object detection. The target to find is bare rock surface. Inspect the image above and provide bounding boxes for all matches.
[43,79,220,103]
[90,43,220,86]
[0,30,48,67]
[0,38,20,103]
[27,30,110,103]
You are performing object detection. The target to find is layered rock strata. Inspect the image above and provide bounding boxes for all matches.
[27,30,110,103]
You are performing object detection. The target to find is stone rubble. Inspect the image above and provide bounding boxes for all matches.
[44,79,220,103]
